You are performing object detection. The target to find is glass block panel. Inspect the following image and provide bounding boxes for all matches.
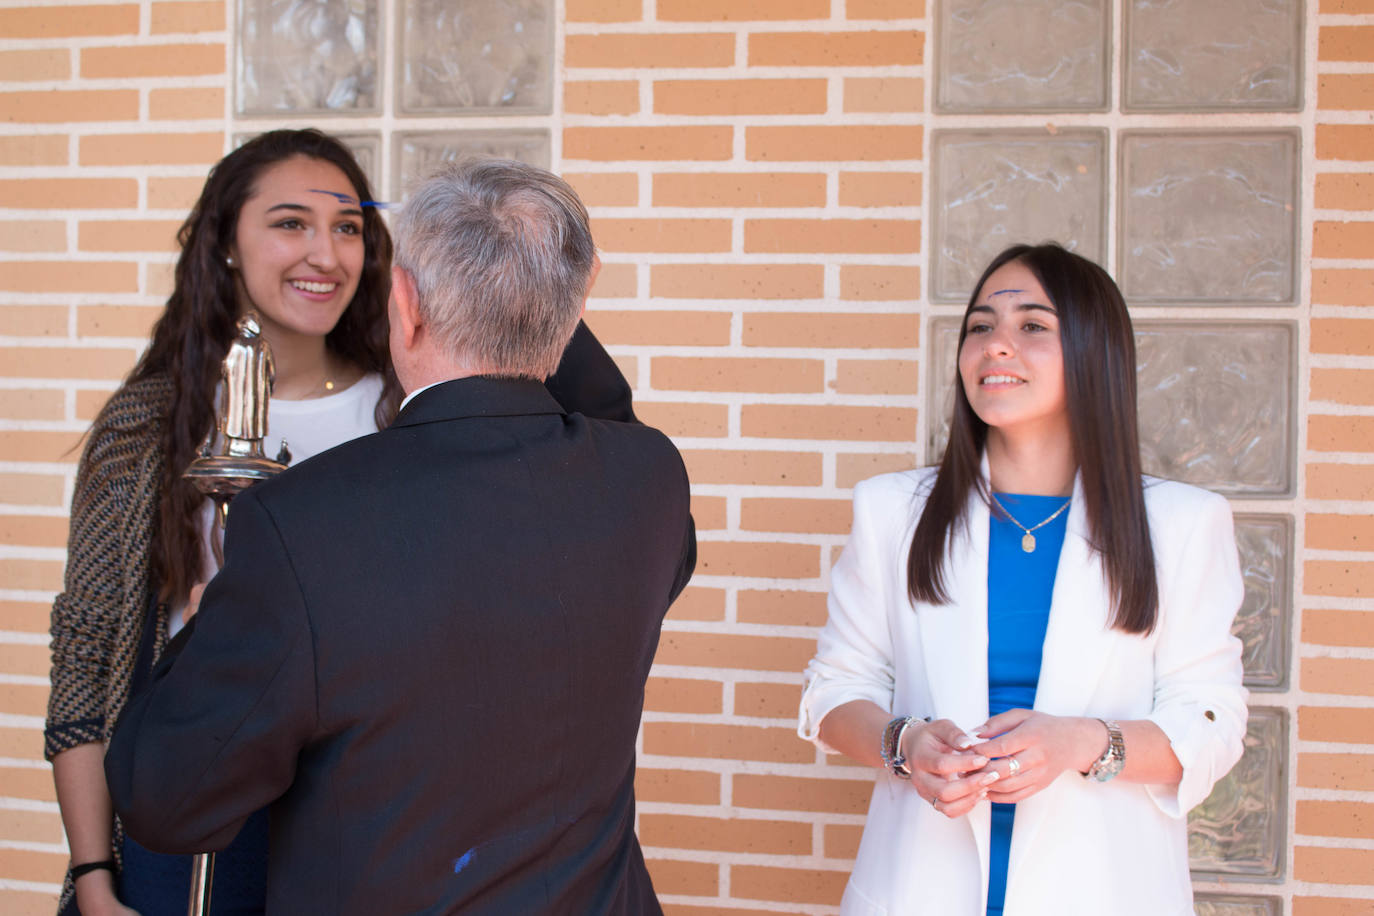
[400,0,553,115]
[935,0,1110,112]
[1193,894,1282,916]
[1119,131,1299,304]
[237,0,379,115]
[1124,0,1302,112]
[1232,514,1292,690]
[333,133,382,196]
[925,316,962,463]
[930,129,1107,304]
[1189,707,1286,879]
[1136,321,1295,497]
[395,131,551,196]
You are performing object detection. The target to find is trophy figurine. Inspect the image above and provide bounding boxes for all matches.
[180,312,290,915]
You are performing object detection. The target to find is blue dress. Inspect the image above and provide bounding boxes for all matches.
[985,493,1069,916]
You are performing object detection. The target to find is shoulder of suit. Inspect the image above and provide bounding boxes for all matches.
[1141,475,1230,524]
[854,466,936,502]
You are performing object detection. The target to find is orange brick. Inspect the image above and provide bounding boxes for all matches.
[0,390,64,422]
[77,389,115,421]
[564,81,639,116]
[669,586,726,622]
[645,676,723,714]
[1306,560,1374,597]
[565,33,734,69]
[849,0,926,15]
[746,218,919,253]
[1309,416,1374,452]
[841,265,921,300]
[749,30,922,67]
[643,722,813,763]
[1318,125,1374,162]
[150,87,224,120]
[733,864,848,905]
[658,0,828,19]
[737,589,828,627]
[0,135,68,166]
[1295,898,1374,916]
[655,631,817,672]
[1297,800,1374,839]
[151,0,225,33]
[563,172,638,207]
[1299,752,1374,791]
[82,42,224,78]
[1308,512,1374,549]
[744,404,916,442]
[566,126,733,162]
[741,497,852,534]
[653,356,824,393]
[566,0,642,21]
[1312,319,1374,356]
[1313,269,1374,306]
[652,264,823,301]
[1300,706,1374,743]
[1303,658,1374,696]
[0,49,70,81]
[0,177,137,210]
[696,540,820,579]
[79,219,181,254]
[835,359,918,396]
[0,306,67,337]
[1319,75,1374,111]
[0,602,53,636]
[838,452,918,487]
[682,448,822,486]
[640,813,810,855]
[844,76,923,112]
[745,312,919,349]
[0,5,139,38]
[825,823,864,858]
[1320,26,1374,62]
[149,176,208,211]
[690,494,728,529]
[1297,847,1374,884]
[593,218,731,253]
[635,402,729,438]
[77,304,161,339]
[0,764,58,803]
[643,859,718,896]
[735,773,872,813]
[587,309,731,346]
[1322,0,1374,10]
[0,89,138,123]
[0,262,138,295]
[0,221,66,254]
[655,78,826,115]
[839,170,922,207]
[0,346,137,381]
[748,125,922,162]
[0,473,65,507]
[1317,220,1374,259]
[653,172,827,208]
[0,808,62,846]
[664,907,782,916]
[0,847,67,886]
[1316,175,1374,212]
[0,558,62,594]
[635,767,720,805]
[587,263,637,299]
[80,132,223,167]
[1303,609,1374,648]
[735,681,803,719]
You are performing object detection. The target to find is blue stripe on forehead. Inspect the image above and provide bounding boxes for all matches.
[988,288,1024,297]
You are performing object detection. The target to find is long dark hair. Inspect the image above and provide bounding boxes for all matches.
[126,129,401,604]
[906,243,1159,634]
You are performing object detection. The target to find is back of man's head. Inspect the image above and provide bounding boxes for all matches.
[393,158,595,380]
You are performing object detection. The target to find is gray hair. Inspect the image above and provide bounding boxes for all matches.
[393,158,595,380]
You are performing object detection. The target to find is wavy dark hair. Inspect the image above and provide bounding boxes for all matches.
[906,243,1159,634]
[126,128,401,604]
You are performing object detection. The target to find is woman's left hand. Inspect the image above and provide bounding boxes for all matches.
[967,709,1106,803]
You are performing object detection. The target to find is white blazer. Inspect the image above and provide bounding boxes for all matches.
[799,467,1248,916]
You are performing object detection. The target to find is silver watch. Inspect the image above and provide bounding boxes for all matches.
[1086,719,1124,783]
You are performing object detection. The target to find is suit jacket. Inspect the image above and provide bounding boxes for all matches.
[798,466,1247,916]
[106,325,695,915]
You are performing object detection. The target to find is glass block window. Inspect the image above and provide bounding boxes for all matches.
[1189,708,1287,879]
[394,130,551,197]
[237,0,381,115]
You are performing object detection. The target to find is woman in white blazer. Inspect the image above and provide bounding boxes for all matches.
[798,244,1247,916]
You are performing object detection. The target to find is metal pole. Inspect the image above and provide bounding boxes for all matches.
[188,851,214,915]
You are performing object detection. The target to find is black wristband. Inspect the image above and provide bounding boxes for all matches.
[70,859,117,880]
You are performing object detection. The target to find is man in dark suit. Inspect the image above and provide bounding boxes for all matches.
[105,159,695,914]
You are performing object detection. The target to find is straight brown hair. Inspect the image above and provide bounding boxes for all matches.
[906,244,1159,634]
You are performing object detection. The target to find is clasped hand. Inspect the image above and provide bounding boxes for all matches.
[908,710,1105,818]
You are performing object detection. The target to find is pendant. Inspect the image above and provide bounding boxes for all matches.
[1021,532,1036,553]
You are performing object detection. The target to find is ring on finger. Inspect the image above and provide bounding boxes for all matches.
[1007,756,1021,776]
[931,796,941,812]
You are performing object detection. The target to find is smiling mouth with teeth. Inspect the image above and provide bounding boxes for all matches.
[291,280,337,294]
[981,375,1024,385]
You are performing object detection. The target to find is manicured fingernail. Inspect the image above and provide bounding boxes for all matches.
[981,771,1001,786]
[955,734,978,749]
[969,756,988,768]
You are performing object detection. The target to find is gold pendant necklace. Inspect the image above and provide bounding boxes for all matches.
[990,493,1070,553]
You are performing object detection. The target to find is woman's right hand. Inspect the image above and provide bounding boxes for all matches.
[903,718,1001,818]
[74,869,141,916]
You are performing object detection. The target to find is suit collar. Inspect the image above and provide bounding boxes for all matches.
[390,376,565,429]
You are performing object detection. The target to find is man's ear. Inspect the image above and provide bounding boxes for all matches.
[390,265,422,349]
[579,253,601,319]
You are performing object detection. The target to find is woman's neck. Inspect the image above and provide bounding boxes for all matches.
[260,331,360,400]
[985,428,1077,496]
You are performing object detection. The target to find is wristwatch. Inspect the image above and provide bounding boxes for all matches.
[1086,719,1125,783]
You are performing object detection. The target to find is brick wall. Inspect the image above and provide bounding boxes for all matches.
[1,1,1371,914]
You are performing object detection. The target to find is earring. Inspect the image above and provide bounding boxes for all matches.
[225,255,236,268]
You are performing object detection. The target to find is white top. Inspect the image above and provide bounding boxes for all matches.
[169,372,385,637]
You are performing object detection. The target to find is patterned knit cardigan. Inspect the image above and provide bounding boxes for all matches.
[46,374,175,913]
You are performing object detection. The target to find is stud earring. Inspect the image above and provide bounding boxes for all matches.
[225,255,236,268]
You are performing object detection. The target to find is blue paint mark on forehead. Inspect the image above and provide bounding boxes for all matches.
[988,288,1024,297]
[308,188,391,209]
